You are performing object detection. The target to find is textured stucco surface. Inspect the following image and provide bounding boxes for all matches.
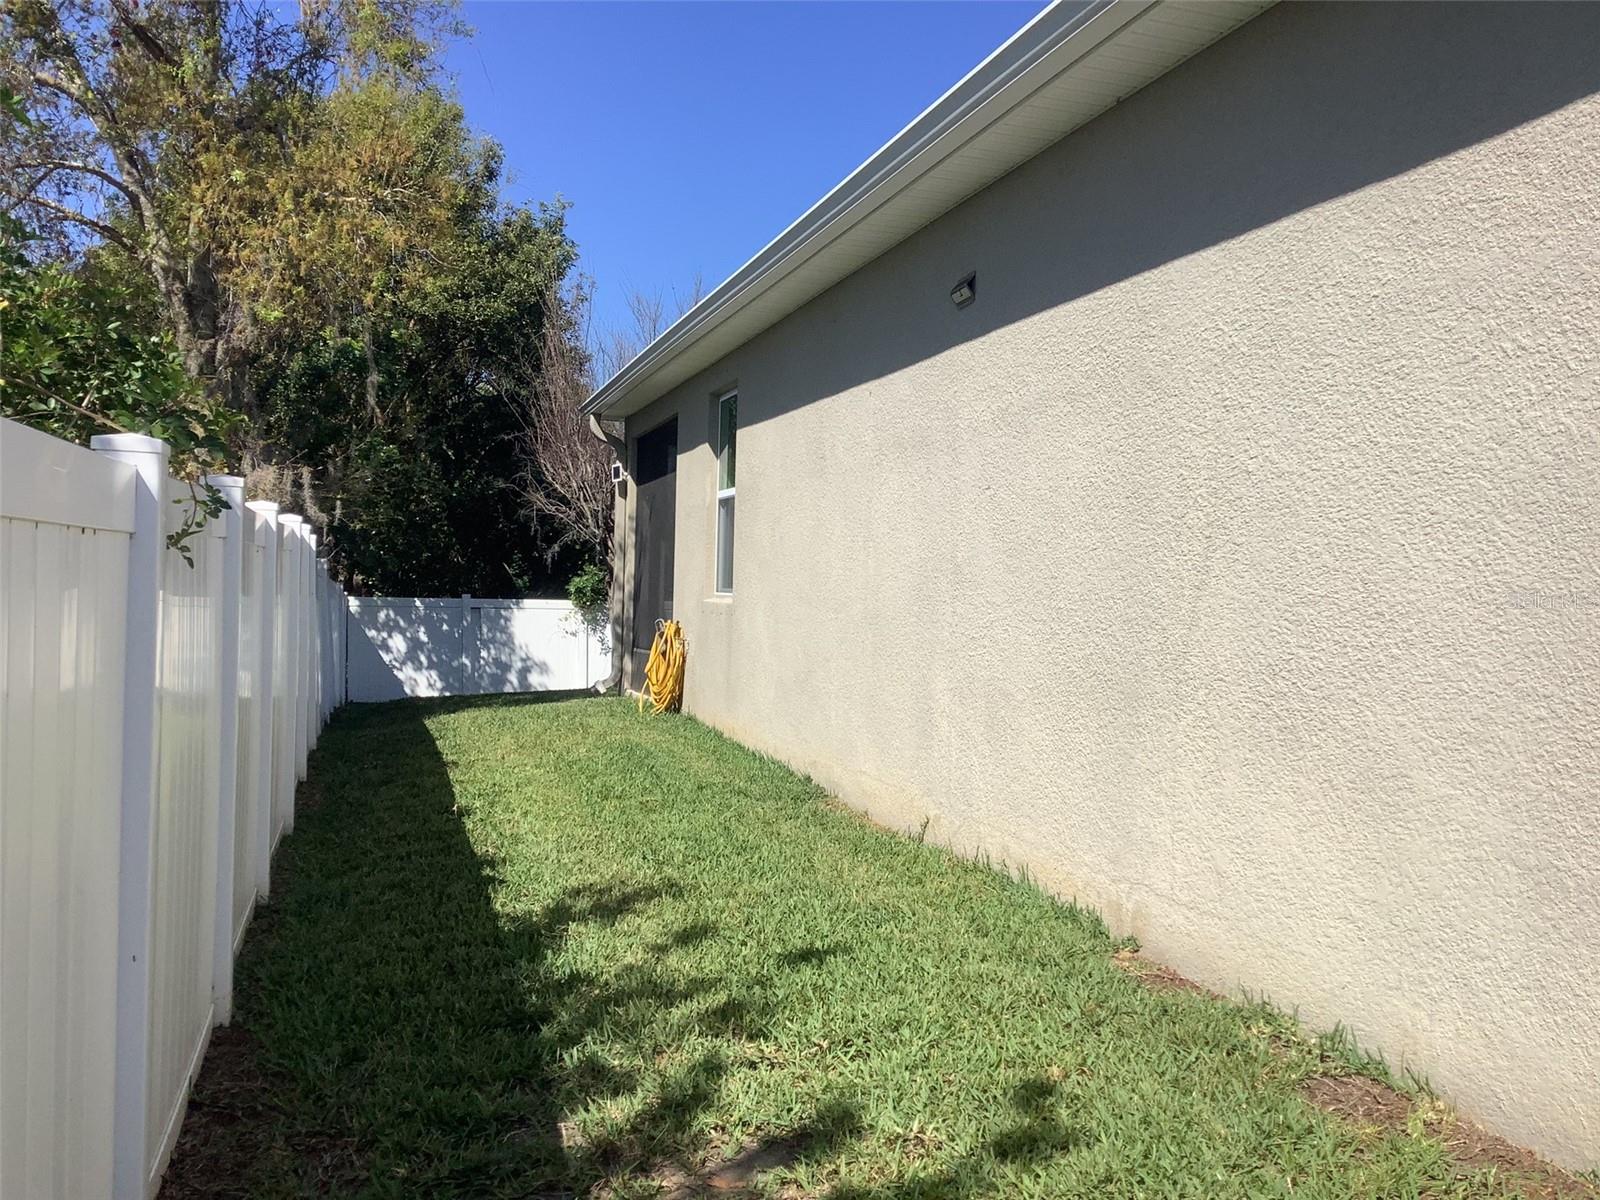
[618,3,1600,1167]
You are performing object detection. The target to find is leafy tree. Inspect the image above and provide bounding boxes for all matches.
[1,212,237,470]
[252,176,579,595]
[1,0,462,409]
[2,2,599,597]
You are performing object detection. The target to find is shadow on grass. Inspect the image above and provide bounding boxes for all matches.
[159,696,855,1199]
[360,686,601,718]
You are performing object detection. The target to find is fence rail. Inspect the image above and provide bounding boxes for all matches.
[0,418,346,1200]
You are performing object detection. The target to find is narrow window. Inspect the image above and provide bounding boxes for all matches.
[715,390,737,593]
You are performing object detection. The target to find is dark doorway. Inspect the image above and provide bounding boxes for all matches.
[630,417,677,692]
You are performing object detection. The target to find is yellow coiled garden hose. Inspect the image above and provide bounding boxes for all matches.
[638,619,686,715]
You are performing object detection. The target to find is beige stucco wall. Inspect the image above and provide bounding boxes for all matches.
[619,2,1600,1167]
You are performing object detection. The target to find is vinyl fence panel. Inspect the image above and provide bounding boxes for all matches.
[319,564,343,717]
[245,502,280,901]
[0,418,344,1199]
[206,475,245,1026]
[272,516,298,843]
[345,598,463,700]
[304,532,320,754]
[474,600,607,695]
[345,597,611,702]
[142,477,226,1187]
[281,517,308,791]
[0,422,134,1200]
[232,502,264,944]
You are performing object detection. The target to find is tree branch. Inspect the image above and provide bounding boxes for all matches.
[107,0,179,67]
[13,158,137,201]
[30,24,160,201]
[30,68,89,107]
[3,377,134,434]
[8,194,136,252]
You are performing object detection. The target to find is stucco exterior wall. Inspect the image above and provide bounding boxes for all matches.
[619,2,1600,1167]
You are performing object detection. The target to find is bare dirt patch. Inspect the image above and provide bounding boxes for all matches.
[160,1018,371,1199]
[1427,1110,1599,1200]
[158,1026,286,1199]
[597,1137,807,1199]
[159,781,362,1199]
[1298,1073,1414,1130]
[1110,946,1221,998]
[1109,947,1597,1200]
[1298,1074,1598,1200]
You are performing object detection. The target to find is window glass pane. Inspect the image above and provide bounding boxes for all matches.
[716,493,735,592]
[719,394,737,489]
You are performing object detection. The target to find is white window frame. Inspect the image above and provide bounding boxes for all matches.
[715,389,736,595]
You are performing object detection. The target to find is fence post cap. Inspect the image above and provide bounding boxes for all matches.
[245,500,280,513]
[278,513,305,526]
[89,432,169,456]
[203,475,247,529]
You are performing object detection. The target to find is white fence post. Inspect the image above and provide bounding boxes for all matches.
[91,433,168,1200]
[460,594,475,694]
[204,475,244,1026]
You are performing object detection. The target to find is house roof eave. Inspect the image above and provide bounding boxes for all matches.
[584,0,1273,421]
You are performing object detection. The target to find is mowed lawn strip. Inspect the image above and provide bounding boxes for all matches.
[163,695,1567,1199]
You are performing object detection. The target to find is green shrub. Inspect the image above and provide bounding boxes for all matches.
[566,562,610,631]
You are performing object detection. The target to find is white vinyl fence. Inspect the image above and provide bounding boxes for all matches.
[346,596,610,702]
[0,418,346,1200]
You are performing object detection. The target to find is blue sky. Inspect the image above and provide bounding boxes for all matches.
[441,1,1044,341]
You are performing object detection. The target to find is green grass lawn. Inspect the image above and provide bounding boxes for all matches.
[163,695,1578,1199]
